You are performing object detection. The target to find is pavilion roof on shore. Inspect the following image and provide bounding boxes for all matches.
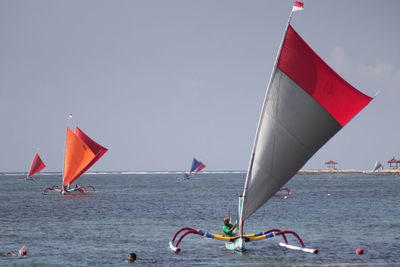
[387,157,399,169]
[325,160,338,165]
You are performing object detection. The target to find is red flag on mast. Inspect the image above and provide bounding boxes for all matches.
[292,1,304,12]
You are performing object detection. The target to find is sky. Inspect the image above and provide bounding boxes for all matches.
[1,0,399,172]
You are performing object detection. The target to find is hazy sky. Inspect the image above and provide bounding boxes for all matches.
[1,0,399,172]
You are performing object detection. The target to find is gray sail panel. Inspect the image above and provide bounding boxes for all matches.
[372,161,383,172]
[242,69,341,220]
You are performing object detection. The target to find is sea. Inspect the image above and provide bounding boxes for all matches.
[0,172,399,266]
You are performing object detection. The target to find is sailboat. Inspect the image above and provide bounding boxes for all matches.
[44,127,108,194]
[169,1,372,254]
[182,158,206,179]
[274,187,291,198]
[26,153,46,180]
[372,161,383,172]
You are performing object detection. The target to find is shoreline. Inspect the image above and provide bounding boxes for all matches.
[298,169,400,176]
[2,169,400,176]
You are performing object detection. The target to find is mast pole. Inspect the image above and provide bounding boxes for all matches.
[61,114,73,194]
[239,7,295,236]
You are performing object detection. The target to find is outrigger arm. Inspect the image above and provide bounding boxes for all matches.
[169,195,317,254]
[43,184,96,194]
[169,227,318,254]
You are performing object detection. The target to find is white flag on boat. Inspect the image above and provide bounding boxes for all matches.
[292,1,304,12]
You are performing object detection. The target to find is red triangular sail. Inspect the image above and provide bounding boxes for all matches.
[194,162,206,174]
[28,153,46,177]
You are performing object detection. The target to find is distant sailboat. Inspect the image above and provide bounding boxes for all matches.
[170,1,372,254]
[274,188,291,198]
[26,153,46,180]
[372,161,383,172]
[182,158,206,179]
[44,127,108,194]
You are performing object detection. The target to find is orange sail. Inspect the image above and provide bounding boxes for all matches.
[63,128,96,187]
[68,126,108,185]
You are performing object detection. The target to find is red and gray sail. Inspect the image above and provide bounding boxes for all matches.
[241,24,372,221]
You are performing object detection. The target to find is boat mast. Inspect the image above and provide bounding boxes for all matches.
[61,114,73,193]
[239,7,296,236]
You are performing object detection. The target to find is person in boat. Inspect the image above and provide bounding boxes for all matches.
[128,252,140,263]
[223,218,237,237]
[61,185,68,194]
[6,245,27,257]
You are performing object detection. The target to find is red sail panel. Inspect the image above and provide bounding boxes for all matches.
[28,153,46,177]
[278,25,372,127]
[68,126,108,184]
[63,128,96,187]
[194,162,206,174]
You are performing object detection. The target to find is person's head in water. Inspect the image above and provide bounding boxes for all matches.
[129,253,137,262]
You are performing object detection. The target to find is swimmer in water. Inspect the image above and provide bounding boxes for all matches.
[128,252,140,263]
[6,245,27,257]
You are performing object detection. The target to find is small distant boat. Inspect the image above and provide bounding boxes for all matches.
[44,127,108,194]
[274,188,291,198]
[372,161,383,172]
[182,158,206,179]
[26,153,46,180]
[169,1,372,254]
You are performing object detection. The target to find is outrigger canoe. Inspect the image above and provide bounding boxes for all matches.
[169,1,372,254]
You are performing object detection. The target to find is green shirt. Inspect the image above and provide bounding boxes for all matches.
[223,222,235,237]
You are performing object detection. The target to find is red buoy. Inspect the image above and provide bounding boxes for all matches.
[356,248,364,255]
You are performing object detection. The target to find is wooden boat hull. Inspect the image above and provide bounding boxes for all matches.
[225,237,244,252]
[53,188,84,195]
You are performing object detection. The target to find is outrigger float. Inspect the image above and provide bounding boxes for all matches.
[169,1,372,254]
[44,126,108,195]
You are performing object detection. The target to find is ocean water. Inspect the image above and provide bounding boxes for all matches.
[0,172,399,266]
